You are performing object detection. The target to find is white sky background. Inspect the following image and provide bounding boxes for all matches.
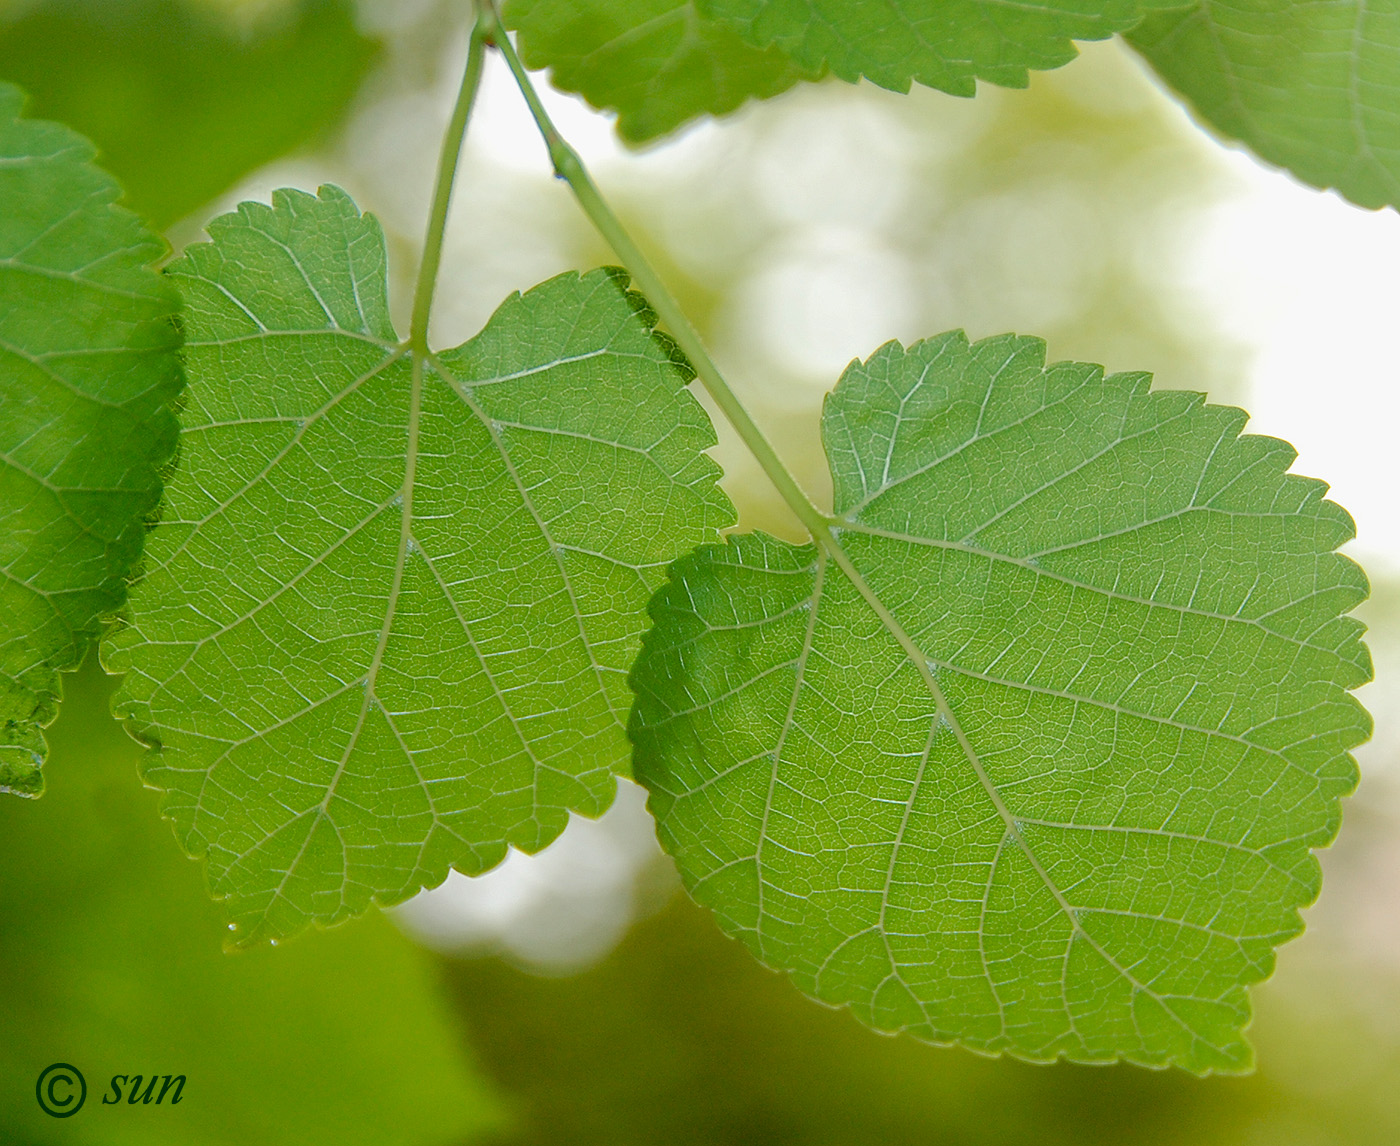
[1177,151,1400,580]
[197,31,1400,971]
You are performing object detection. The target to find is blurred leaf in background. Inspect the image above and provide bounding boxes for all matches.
[0,81,181,796]
[1128,0,1400,213]
[0,0,378,227]
[0,659,504,1146]
[502,0,820,144]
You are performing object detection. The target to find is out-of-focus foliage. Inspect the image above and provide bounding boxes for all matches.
[698,0,1187,94]
[503,0,1400,217]
[504,0,818,143]
[0,659,504,1145]
[500,0,1238,147]
[446,891,1400,1146]
[0,0,378,227]
[1130,0,1400,212]
[0,83,181,797]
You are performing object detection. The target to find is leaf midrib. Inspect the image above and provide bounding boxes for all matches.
[805,521,1234,1055]
[243,332,655,922]
[263,345,429,917]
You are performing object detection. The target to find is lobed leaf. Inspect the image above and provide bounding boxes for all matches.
[630,331,1370,1072]
[697,0,1191,96]
[1129,0,1400,211]
[504,0,820,143]
[0,82,181,798]
[105,186,733,946]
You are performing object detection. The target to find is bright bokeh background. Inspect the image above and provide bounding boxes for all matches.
[4,1,1400,1142]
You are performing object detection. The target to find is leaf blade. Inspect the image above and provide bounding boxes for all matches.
[1128,0,1400,211]
[630,331,1369,1072]
[503,0,820,143]
[106,186,733,945]
[697,0,1190,95]
[0,82,182,797]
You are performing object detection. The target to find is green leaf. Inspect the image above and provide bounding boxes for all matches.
[0,0,379,228]
[0,660,504,1146]
[696,0,1189,95]
[503,0,820,143]
[1128,0,1400,211]
[106,185,733,946]
[630,331,1370,1073]
[0,83,181,798]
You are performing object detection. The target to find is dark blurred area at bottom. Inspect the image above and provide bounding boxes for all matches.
[444,889,1397,1146]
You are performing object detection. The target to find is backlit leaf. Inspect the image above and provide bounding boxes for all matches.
[503,0,819,143]
[0,83,181,797]
[697,0,1188,95]
[106,186,732,946]
[631,331,1370,1072]
[1130,0,1400,211]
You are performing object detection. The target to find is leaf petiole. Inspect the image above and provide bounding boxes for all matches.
[409,6,490,354]
[482,1,835,545]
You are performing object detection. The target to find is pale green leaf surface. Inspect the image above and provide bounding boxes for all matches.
[697,0,1190,95]
[503,0,820,143]
[106,185,732,946]
[0,83,181,798]
[631,331,1370,1072]
[1129,0,1400,211]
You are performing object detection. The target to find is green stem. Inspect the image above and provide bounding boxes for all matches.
[482,3,834,543]
[409,8,490,354]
